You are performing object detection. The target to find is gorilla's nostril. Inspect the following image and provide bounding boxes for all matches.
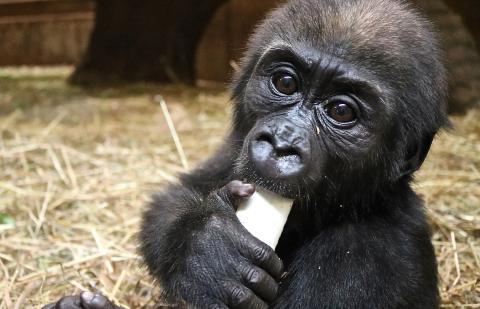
[255,132,302,159]
[249,129,310,180]
[256,133,274,145]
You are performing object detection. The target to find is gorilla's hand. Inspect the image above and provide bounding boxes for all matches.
[168,181,284,309]
[42,292,124,309]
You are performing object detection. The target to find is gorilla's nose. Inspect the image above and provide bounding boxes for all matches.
[249,123,311,179]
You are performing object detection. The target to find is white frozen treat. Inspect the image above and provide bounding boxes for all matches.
[236,187,294,249]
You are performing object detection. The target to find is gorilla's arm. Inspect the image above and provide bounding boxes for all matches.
[142,142,236,244]
[140,142,284,309]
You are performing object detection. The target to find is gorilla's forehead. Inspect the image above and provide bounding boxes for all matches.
[278,0,422,40]
[259,0,428,67]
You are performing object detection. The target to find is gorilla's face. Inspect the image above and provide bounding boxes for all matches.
[231,0,447,200]
[234,44,389,198]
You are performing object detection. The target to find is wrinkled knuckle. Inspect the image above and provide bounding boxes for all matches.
[253,245,272,263]
[230,286,245,300]
[231,286,252,306]
[245,268,262,284]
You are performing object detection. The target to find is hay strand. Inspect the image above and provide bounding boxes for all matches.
[155,95,189,171]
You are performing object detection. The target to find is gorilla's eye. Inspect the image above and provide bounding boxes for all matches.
[272,73,298,95]
[326,101,356,123]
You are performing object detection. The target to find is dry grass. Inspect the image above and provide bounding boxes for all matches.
[0,67,478,308]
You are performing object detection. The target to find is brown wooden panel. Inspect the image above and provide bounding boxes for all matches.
[0,0,94,18]
[197,0,281,81]
[0,18,93,65]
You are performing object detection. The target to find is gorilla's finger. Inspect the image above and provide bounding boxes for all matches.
[212,181,255,211]
[223,281,268,309]
[241,264,279,303]
[242,240,284,280]
[226,181,256,200]
[80,292,124,309]
[221,180,255,204]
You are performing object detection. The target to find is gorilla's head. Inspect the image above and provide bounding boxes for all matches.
[232,0,448,201]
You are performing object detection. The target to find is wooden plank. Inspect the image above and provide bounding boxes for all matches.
[0,0,94,18]
[0,0,57,4]
[0,11,93,24]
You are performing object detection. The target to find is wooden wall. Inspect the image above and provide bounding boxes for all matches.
[0,0,94,66]
[196,0,280,82]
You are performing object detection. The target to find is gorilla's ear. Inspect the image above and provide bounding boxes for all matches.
[401,133,435,177]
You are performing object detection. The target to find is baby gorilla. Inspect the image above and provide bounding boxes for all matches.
[45,0,448,308]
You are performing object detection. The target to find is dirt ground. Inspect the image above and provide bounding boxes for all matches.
[0,67,479,308]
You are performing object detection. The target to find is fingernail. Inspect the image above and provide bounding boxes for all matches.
[81,291,95,302]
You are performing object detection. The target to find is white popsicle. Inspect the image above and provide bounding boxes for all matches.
[236,187,294,249]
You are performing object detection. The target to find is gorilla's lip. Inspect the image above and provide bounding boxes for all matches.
[238,160,308,199]
[253,154,306,179]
